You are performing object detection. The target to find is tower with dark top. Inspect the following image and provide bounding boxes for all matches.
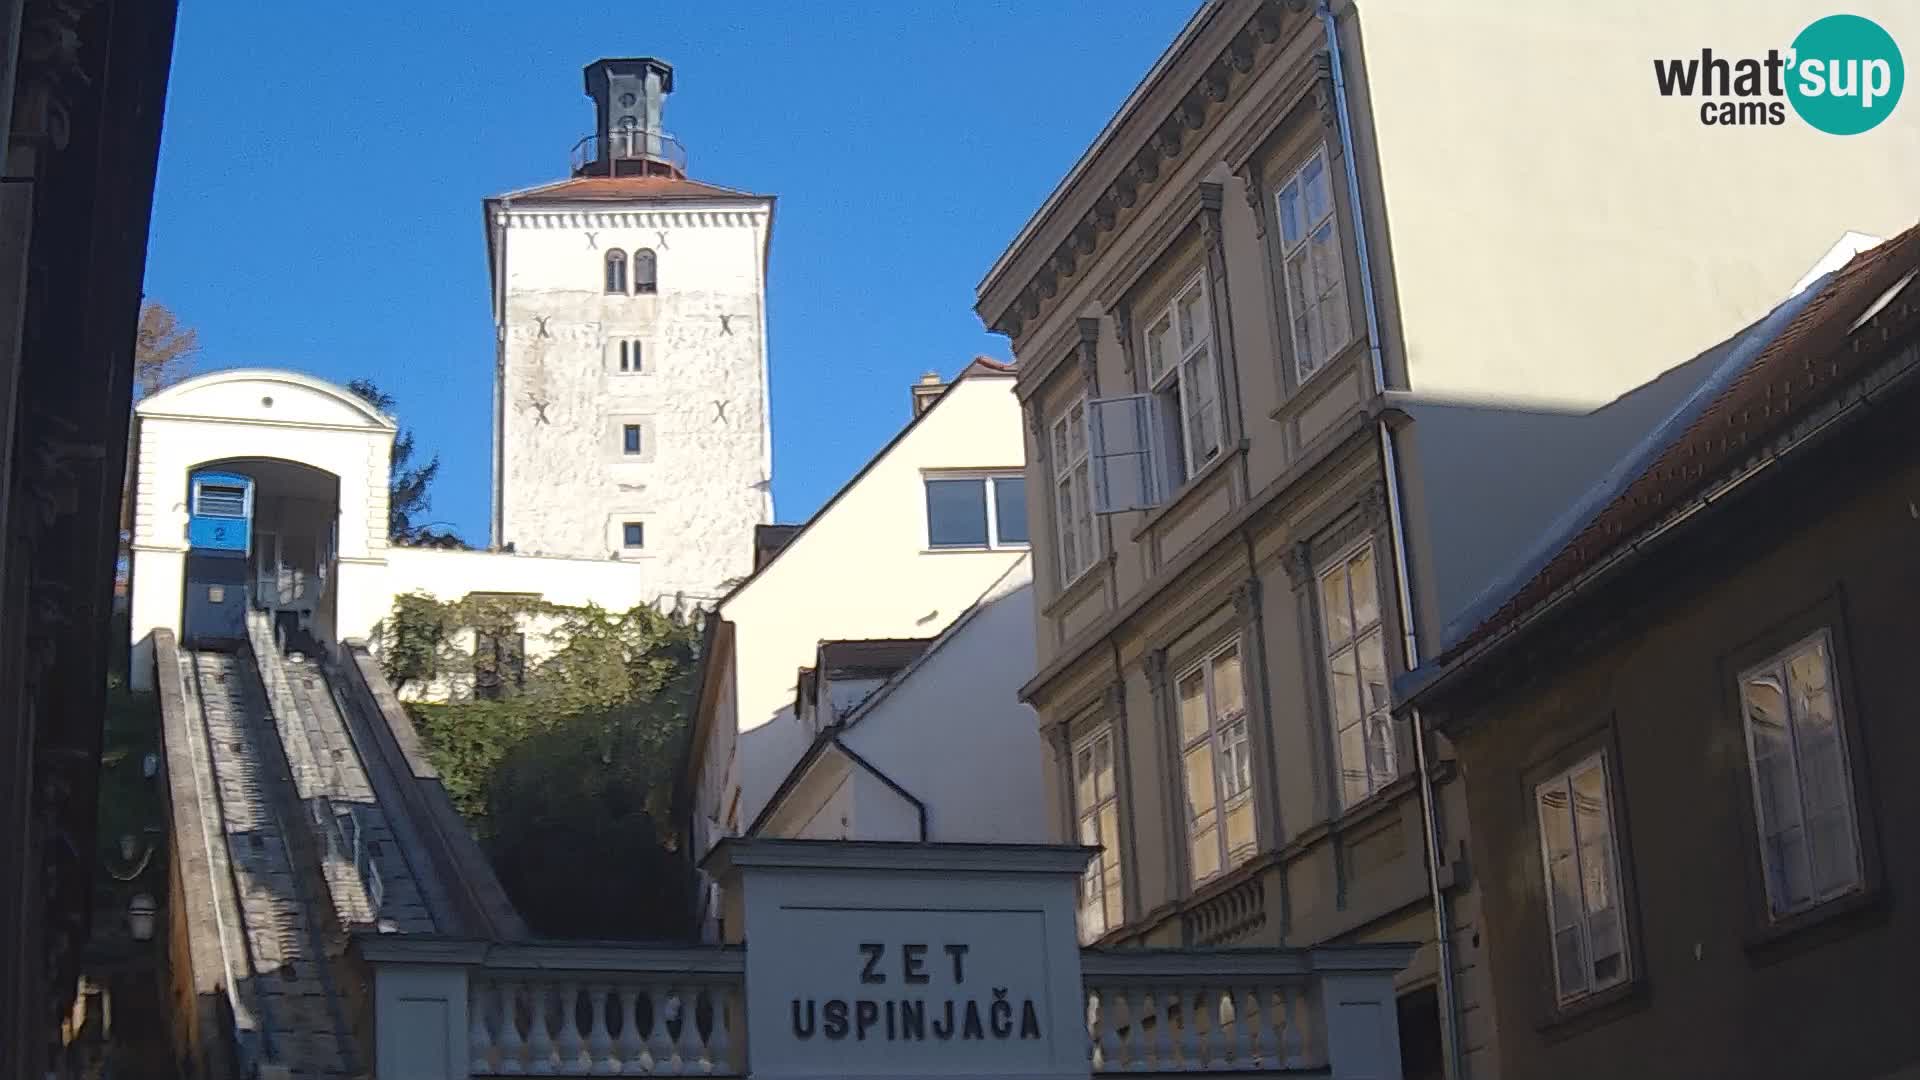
[578,57,683,178]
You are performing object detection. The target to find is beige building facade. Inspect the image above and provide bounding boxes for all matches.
[976,3,1918,1079]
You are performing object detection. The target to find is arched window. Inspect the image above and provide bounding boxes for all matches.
[633,248,658,295]
[604,249,627,294]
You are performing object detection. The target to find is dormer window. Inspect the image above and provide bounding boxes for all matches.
[634,248,658,295]
[604,249,627,294]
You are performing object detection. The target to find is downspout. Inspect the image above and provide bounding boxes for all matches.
[1320,4,1464,1078]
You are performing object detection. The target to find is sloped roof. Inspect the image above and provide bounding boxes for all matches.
[494,174,766,203]
[1424,221,1920,677]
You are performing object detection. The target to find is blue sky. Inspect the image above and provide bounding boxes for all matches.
[143,1,1198,541]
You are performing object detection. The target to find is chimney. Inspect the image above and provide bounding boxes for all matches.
[578,58,683,178]
[910,371,946,418]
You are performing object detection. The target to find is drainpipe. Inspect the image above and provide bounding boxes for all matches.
[489,203,509,548]
[1320,4,1465,1078]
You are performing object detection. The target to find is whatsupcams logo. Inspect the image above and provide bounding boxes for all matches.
[1653,14,1904,133]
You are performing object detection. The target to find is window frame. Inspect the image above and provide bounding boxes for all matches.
[633,248,658,295]
[1533,751,1632,1007]
[621,423,643,456]
[604,249,628,295]
[1049,395,1099,587]
[1274,143,1353,388]
[1140,270,1223,488]
[1315,539,1399,811]
[1735,626,1867,923]
[616,339,644,374]
[1174,637,1257,887]
[1071,725,1125,944]
[621,521,645,550]
[922,470,1029,551]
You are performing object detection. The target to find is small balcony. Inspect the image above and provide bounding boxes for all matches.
[570,129,691,178]
[357,936,1414,1078]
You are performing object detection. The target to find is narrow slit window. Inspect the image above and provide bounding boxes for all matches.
[622,424,642,455]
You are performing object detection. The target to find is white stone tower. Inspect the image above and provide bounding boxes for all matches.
[484,57,774,606]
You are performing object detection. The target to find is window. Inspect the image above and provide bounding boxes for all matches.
[1143,272,1222,487]
[1535,753,1629,1005]
[1276,147,1352,385]
[1177,641,1256,884]
[1319,542,1395,809]
[1737,629,1863,920]
[473,629,526,702]
[194,482,247,517]
[924,473,1028,549]
[618,339,643,373]
[622,424,642,455]
[1073,727,1124,943]
[622,522,645,549]
[604,249,628,294]
[1051,398,1099,584]
[633,248,658,294]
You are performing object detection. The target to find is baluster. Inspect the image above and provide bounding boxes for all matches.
[472,982,496,1075]
[1248,986,1277,1068]
[707,986,734,1075]
[1228,987,1253,1066]
[1147,988,1173,1070]
[1278,986,1305,1066]
[554,981,585,1074]
[645,986,675,1074]
[1098,991,1121,1060]
[616,985,647,1075]
[498,982,529,1075]
[587,985,615,1074]
[673,986,702,1074]
[1177,985,1202,1067]
[527,981,557,1075]
[1122,987,1149,1072]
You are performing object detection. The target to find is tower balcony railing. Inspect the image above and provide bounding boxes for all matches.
[570,129,690,177]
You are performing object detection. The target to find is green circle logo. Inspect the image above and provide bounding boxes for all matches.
[1787,14,1904,135]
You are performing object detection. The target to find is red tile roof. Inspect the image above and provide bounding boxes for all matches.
[500,174,766,203]
[1444,221,1920,661]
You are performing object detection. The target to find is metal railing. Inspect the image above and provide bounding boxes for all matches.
[569,129,690,176]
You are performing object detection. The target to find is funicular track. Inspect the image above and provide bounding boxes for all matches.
[180,647,361,1079]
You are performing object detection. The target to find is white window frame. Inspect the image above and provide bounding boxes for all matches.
[1275,145,1352,387]
[620,521,645,549]
[922,470,1029,551]
[1535,752,1630,1005]
[1142,271,1222,486]
[1071,725,1124,944]
[621,423,643,456]
[1736,628,1864,921]
[1175,639,1256,886]
[1317,540,1397,810]
[1050,396,1099,586]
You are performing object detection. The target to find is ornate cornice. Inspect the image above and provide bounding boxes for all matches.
[1198,181,1226,254]
[982,0,1306,342]
[1112,305,1136,375]
[1232,576,1262,626]
[501,209,765,230]
[1239,159,1268,238]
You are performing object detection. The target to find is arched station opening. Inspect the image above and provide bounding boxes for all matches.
[182,455,342,652]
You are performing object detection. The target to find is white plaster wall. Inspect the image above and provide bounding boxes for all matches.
[703,373,1029,843]
[838,558,1047,844]
[127,370,394,688]
[496,200,773,606]
[1354,0,1920,406]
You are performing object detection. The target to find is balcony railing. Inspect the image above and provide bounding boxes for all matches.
[358,937,1414,1079]
[570,129,691,177]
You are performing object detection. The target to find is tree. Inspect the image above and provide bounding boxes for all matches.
[390,595,702,939]
[133,301,199,401]
[346,377,465,548]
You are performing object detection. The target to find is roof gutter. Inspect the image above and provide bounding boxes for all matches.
[1319,6,1461,1078]
[1405,330,1920,719]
